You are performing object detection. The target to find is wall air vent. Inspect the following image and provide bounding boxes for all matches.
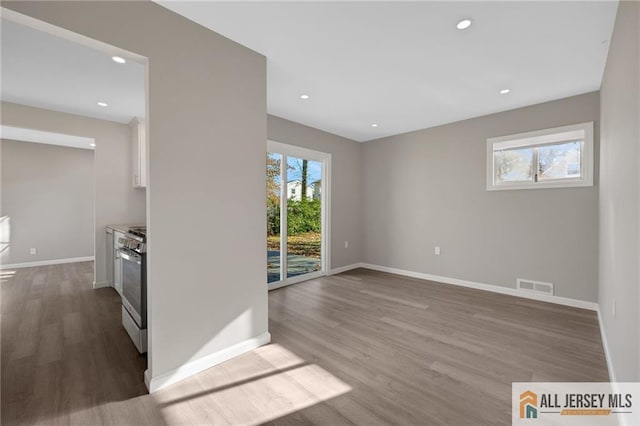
[517,278,554,296]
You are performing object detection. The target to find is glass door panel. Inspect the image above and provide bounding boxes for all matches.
[267,152,282,283]
[267,141,328,288]
[286,157,322,279]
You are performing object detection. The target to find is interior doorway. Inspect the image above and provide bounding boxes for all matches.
[267,140,331,289]
[1,8,149,289]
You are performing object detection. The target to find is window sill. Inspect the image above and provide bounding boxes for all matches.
[487,179,593,191]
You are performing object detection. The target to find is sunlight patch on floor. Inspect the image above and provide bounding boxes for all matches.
[154,344,352,425]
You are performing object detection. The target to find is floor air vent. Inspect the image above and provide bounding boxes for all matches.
[517,278,554,296]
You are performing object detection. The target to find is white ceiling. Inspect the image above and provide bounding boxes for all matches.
[1,18,145,124]
[159,1,618,142]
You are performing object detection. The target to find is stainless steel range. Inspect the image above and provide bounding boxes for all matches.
[117,226,147,353]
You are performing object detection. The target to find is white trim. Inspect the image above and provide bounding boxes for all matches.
[93,280,110,289]
[328,263,363,275]
[266,140,332,290]
[0,125,95,150]
[269,270,324,290]
[267,140,331,163]
[144,331,271,393]
[143,27,152,391]
[489,124,589,150]
[323,156,332,273]
[597,306,617,382]
[357,263,598,311]
[280,152,288,279]
[1,256,94,269]
[486,121,594,191]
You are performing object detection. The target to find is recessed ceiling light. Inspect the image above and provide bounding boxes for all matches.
[456,19,472,30]
[97,102,108,107]
[300,94,310,100]
[90,143,96,147]
[371,123,379,128]
[112,56,126,64]
[499,89,511,95]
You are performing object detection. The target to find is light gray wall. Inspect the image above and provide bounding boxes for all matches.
[3,1,268,385]
[599,0,639,381]
[268,115,362,269]
[362,92,600,302]
[1,139,94,264]
[1,102,145,286]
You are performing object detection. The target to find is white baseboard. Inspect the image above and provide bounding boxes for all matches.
[145,331,271,393]
[597,307,617,382]
[328,263,363,275]
[93,280,111,289]
[356,263,598,311]
[1,256,94,269]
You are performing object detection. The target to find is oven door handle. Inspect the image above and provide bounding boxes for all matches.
[119,249,141,264]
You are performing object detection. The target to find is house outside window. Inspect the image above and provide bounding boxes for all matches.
[287,180,320,201]
[486,122,594,191]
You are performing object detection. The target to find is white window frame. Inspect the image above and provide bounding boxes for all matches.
[267,140,332,290]
[486,122,594,191]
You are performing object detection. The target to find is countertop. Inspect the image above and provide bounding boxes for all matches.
[106,224,144,234]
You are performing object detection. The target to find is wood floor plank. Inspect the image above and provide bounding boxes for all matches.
[1,264,608,425]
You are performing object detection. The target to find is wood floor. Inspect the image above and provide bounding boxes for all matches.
[1,263,608,425]
[1,262,152,425]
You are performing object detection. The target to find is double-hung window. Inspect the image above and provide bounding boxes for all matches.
[486,122,594,191]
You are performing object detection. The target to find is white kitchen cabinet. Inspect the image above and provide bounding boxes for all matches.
[113,230,124,295]
[130,117,147,188]
[106,228,114,286]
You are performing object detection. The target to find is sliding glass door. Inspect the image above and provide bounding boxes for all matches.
[267,152,282,284]
[285,156,322,279]
[267,141,330,289]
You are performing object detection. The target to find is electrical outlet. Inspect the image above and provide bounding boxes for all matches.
[612,299,616,318]
[30,248,37,255]
[434,246,441,256]
[344,241,349,248]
